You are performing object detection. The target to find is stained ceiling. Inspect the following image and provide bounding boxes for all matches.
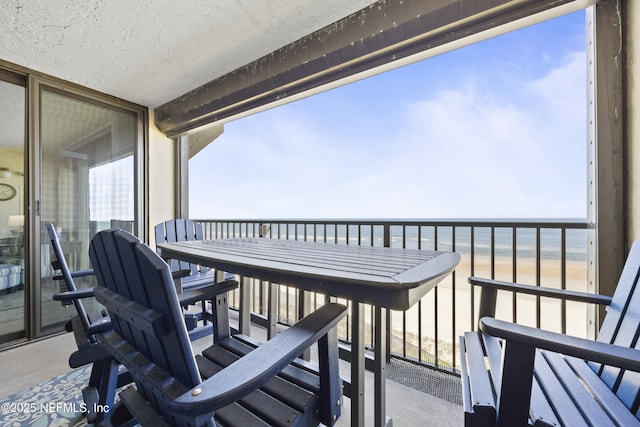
[0,0,377,108]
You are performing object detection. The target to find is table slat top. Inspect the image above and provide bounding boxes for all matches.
[158,238,460,309]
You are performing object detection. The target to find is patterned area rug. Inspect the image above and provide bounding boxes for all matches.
[0,357,460,426]
[0,365,91,426]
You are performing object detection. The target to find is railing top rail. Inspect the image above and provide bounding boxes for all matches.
[194,218,589,229]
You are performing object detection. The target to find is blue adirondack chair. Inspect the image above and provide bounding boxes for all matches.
[154,219,221,290]
[460,241,640,426]
[51,223,238,424]
[155,219,236,339]
[89,229,346,427]
[48,223,128,424]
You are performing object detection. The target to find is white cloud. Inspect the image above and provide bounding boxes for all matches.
[190,49,587,220]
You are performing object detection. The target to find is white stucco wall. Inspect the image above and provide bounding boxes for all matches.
[148,110,175,247]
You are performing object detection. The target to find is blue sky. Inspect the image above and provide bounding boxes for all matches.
[190,10,587,219]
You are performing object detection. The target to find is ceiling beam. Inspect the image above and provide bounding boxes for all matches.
[154,0,586,137]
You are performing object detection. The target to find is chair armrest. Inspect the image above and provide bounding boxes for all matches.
[53,288,95,302]
[480,317,640,372]
[86,317,112,335]
[469,276,612,318]
[169,302,348,416]
[69,342,113,368]
[177,279,238,306]
[53,268,94,281]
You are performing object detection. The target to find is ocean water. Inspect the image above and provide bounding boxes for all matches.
[282,221,589,262]
[208,219,590,263]
[393,226,588,262]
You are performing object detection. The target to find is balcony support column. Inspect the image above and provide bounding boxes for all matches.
[588,0,626,332]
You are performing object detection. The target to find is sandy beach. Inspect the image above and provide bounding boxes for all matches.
[387,254,590,367]
[242,252,591,369]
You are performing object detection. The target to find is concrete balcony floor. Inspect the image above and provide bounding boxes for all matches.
[0,322,463,426]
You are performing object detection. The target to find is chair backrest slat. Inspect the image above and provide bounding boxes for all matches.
[592,241,640,411]
[597,242,640,345]
[89,231,138,354]
[90,230,202,426]
[155,219,205,275]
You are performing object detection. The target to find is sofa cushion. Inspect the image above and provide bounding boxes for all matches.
[0,264,21,276]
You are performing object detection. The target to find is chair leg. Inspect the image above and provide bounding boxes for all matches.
[86,359,119,424]
[318,328,342,426]
[496,341,535,427]
[96,400,137,427]
[213,292,231,342]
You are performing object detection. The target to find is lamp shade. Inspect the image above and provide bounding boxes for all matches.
[8,215,24,227]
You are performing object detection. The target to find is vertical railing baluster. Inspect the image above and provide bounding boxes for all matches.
[451,225,457,369]
[285,285,290,324]
[490,226,496,279]
[369,306,375,349]
[192,219,587,371]
[512,227,517,323]
[370,224,374,246]
[402,305,408,358]
[561,228,567,334]
[434,225,439,366]
[417,225,423,362]
[383,224,391,248]
[470,226,476,332]
[536,227,541,329]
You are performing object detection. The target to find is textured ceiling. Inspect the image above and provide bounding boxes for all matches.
[0,0,377,108]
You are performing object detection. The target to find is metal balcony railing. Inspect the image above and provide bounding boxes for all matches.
[196,219,590,372]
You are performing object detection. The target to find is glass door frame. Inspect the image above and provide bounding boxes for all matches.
[28,75,148,339]
[0,68,27,345]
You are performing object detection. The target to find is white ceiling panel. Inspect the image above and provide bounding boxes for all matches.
[0,0,377,108]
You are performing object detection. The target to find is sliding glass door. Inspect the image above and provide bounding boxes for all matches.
[36,83,141,335]
[0,74,26,345]
[0,70,145,345]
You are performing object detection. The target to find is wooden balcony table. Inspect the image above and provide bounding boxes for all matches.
[158,237,460,427]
